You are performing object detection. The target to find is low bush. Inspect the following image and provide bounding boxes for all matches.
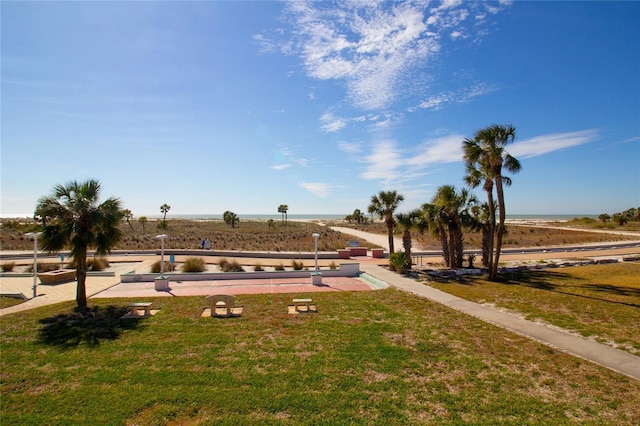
[329,261,337,270]
[25,263,59,273]
[274,263,285,271]
[182,257,206,272]
[291,260,304,270]
[253,263,264,272]
[220,259,244,272]
[1,262,15,272]
[88,257,109,271]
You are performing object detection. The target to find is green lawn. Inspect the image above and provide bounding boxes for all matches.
[426,262,640,355]
[2,286,639,425]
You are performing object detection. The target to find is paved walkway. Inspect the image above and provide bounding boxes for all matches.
[360,263,640,381]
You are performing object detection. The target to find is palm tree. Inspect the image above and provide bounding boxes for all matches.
[160,203,171,230]
[138,216,148,233]
[394,209,423,269]
[368,190,404,254]
[35,179,124,310]
[422,203,450,267]
[122,209,134,232]
[223,210,239,228]
[427,186,477,268]
[463,124,521,280]
[470,202,495,268]
[278,204,288,225]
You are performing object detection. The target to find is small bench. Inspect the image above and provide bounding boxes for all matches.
[129,302,153,317]
[203,294,243,318]
[291,298,317,314]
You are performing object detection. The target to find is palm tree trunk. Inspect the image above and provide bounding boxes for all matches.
[481,225,491,267]
[454,228,464,268]
[75,246,88,311]
[402,230,412,269]
[439,226,450,268]
[386,214,395,253]
[486,188,497,279]
[493,173,507,279]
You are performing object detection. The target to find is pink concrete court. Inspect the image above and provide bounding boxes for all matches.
[92,276,384,299]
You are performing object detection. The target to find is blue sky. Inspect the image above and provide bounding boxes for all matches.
[2,0,639,218]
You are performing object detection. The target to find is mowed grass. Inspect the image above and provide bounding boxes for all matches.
[2,289,640,424]
[426,262,640,355]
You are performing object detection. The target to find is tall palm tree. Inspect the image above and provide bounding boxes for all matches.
[160,203,171,230]
[122,209,134,232]
[422,203,450,267]
[394,209,423,269]
[368,190,404,254]
[138,216,148,233]
[278,204,288,225]
[463,124,521,280]
[429,185,477,268]
[35,179,124,310]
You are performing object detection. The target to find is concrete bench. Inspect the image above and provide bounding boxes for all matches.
[129,302,153,317]
[38,269,76,285]
[371,248,384,258]
[349,247,368,256]
[292,298,316,313]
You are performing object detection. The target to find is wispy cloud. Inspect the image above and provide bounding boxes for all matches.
[337,140,362,154]
[411,83,499,112]
[360,140,404,183]
[509,130,599,158]
[407,134,466,165]
[300,182,331,197]
[259,1,510,112]
[270,164,291,171]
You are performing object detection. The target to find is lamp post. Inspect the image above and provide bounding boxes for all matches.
[155,234,168,276]
[312,233,320,272]
[154,234,170,291]
[25,232,42,299]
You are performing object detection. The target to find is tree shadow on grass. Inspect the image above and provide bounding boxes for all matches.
[38,305,144,348]
[489,271,640,308]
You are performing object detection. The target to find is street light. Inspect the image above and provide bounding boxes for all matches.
[312,233,320,272]
[25,232,42,299]
[155,234,169,276]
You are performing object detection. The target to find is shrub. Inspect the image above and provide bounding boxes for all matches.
[182,257,206,272]
[1,262,15,272]
[26,263,59,273]
[88,257,109,271]
[328,261,337,270]
[253,263,264,272]
[217,258,229,270]
[222,260,244,272]
[389,252,410,273]
[274,263,285,271]
[291,260,304,270]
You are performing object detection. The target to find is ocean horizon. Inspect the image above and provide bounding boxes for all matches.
[1,213,599,221]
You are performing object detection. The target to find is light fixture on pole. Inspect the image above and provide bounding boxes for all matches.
[312,233,320,272]
[25,232,42,299]
[154,234,170,291]
[155,234,169,276]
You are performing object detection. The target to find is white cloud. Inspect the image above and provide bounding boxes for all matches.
[281,1,478,110]
[320,112,347,132]
[509,130,599,158]
[270,164,291,171]
[415,83,498,111]
[407,134,466,166]
[337,141,362,154]
[360,140,403,182]
[300,182,331,197]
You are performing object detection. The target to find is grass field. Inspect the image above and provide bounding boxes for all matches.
[2,268,640,424]
[425,262,640,356]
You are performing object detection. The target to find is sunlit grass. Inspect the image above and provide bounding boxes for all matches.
[426,262,640,354]
[2,289,639,424]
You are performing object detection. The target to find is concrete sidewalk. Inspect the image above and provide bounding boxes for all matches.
[361,263,640,381]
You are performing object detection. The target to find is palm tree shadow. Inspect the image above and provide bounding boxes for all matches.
[38,305,144,348]
[492,270,640,308]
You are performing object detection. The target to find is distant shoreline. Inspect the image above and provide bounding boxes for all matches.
[1,213,597,221]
